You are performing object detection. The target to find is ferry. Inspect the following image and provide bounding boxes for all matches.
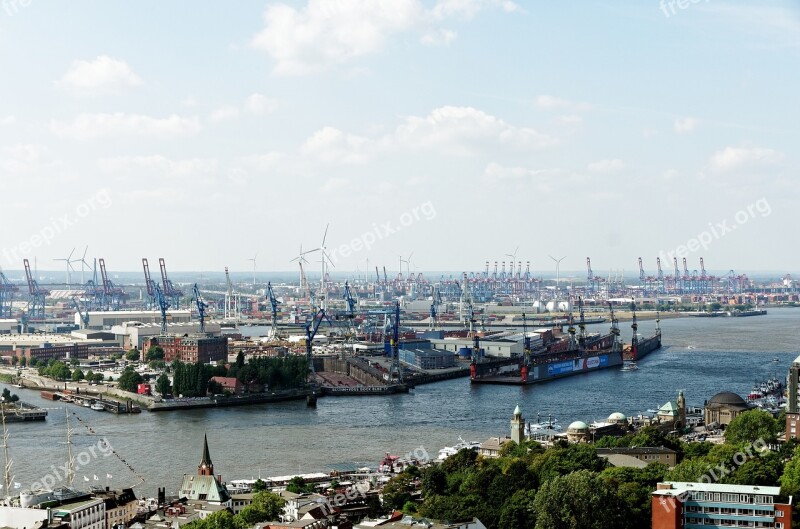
[437,437,481,461]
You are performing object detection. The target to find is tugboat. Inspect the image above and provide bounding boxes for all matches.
[306,392,317,408]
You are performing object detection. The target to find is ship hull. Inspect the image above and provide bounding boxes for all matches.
[470,350,623,385]
[622,333,662,361]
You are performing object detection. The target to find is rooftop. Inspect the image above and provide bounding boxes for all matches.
[653,481,781,497]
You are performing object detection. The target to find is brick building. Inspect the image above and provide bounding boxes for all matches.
[147,335,227,364]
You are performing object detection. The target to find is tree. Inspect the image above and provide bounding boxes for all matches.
[1,388,18,403]
[125,349,140,362]
[237,491,285,525]
[781,445,800,497]
[252,479,268,493]
[724,409,779,445]
[145,345,165,362]
[533,470,627,529]
[10,356,17,366]
[117,366,144,392]
[155,373,171,396]
[71,369,85,381]
[19,356,26,367]
[499,489,536,529]
[286,476,315,494]
[382,472,415,510]
[69,358,79,366]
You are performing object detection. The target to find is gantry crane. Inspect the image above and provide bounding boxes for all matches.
[192,283,208,333]
[23,259,48,320]
[71,297,89,329]
[305,307,332,374]
[159,258,183,309]
[154,284,170,335]
[99,258,125,310]
[142,258,157,309]
[0,270,17,318]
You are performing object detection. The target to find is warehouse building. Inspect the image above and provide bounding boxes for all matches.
[75,310,191,330]
[146,334,227,364]
[112,321,222,350]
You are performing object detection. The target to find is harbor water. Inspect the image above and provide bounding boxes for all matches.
[3,307,799,497]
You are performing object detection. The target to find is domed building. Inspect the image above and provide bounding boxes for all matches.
[607,412,627,426]
[704,391,753,427]
[567,420,590,443]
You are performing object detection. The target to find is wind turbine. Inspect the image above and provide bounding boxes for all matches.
[401,251,414,278]
[549,255,566,295]
[248,252,258,287]
[505,246,519,277]
[54,248,76,289]
[78,246,90,284]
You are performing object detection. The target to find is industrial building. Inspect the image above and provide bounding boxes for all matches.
[652,482,792,529]
[0,319,17,335]
[398,345,456,369]
[146,334,227,364]
[112,321,222,350]
[75,310,191,330]
[0,333,115,363]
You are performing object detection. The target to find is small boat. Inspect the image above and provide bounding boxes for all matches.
[621,361,638,371]
[773,357,780,363]
[90,403,105,411]
[82,401,92,408]
[687,346,695,350]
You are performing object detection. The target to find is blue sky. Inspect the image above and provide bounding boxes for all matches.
[0,1,797,277]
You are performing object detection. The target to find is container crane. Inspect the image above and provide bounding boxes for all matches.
[0,270,17,318]
[223,267,240,320]
[142,258,157,309]
[266,282,280,340]
[656,257,665,294]
[71,297,89,329]
[154,284,170,335]
[99,258,126,310]
[159,258,183,309]
[428,287,442,330]
[23,258,48,320]
[192,283,208,333]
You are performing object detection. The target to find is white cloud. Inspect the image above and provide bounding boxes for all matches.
[587,158,625,174]
[555,115,583,126]
[0,116,16,126]
[421,28,457,46]
[210,106,240,123]
[301,126,372,164]
[674,117,698,134]
[0,143,59,173]
[431,0,519,19]
[536,95,591,111]
[251,0,518,75]
[55,56,143,95]
[181,95,199,108]
[320,177,351,193]
[252,0,422,75]
[642,128,659,139]
[236,152,287,172]
[97,155,218,180]
[50,113,201,140]
[394,106,557,154]
[709,146,784,172]
[244,93,278,115]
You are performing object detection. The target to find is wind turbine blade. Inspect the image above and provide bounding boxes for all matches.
[321,223,329,247]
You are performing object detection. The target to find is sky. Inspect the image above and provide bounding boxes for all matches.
[0,0,797,279]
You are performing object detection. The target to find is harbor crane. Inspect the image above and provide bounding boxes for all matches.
[0,270,17,318]
[577,296,587,347]
[99,258,125,310]
[656,257,665,293]
[142,259,157,309]
[192,283,208,333]
[266,282,280,340]
[154,284,170,335]
[428,287,442,330]
[305,307,332,374]
[23,259,48,320]
[223,267,240,320]
[71,297,89,329]
[630,298,639,362]
[159,258,183,309]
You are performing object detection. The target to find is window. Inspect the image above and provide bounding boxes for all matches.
[776,510,784,517]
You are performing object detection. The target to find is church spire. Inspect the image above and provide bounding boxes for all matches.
[198,433,214,476]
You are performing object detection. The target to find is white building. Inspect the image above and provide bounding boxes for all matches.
[112,320,221,350]
[52,497,106,529]
[0,319,18,335]
[0,506,49,528]
[76,310,192,330]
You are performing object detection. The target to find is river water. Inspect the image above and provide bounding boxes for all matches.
[3,307,799,497]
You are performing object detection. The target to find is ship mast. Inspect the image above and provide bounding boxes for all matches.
[1,402,12,504]
[630,298,639,362]
[608,301,621,353]
[65,407,75,487]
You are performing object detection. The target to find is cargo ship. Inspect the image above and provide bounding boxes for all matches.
[470,303,661,385]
